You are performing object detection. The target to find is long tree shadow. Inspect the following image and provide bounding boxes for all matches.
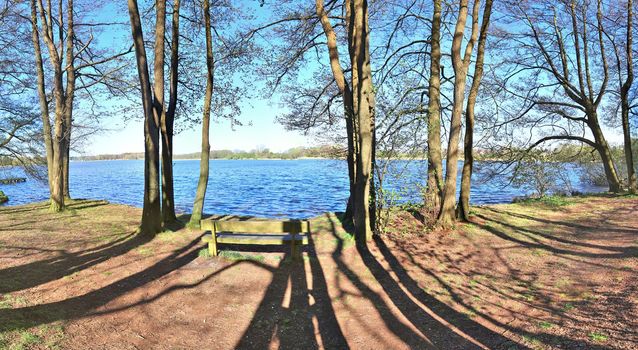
[326,214,486,349]
[0,232,151,294]
[0,233,206,332]
[235,233,348,349]
[484,206,638,236]
[473,211,638,259]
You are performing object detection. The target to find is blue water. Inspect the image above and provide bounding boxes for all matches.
[0,159,607,219]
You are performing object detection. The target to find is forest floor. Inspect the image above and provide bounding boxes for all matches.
[0,195,636,349]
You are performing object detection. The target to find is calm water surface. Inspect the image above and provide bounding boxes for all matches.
[0,159,606,219]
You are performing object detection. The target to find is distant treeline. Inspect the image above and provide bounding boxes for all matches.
[475,140,638,163]
[71,146,345,161]
[23,140,638,164]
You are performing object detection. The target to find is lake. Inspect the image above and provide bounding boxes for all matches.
[0,159,607,218]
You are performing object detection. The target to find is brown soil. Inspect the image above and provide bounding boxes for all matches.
[0,196,636,349]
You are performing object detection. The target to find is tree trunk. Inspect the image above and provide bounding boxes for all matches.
[63,0,75,200]
[589,114,621,192]
[34,0,68,212]
[161,0,180,225]
[426,0,443,212]
[128,0,162,235]
[350,0,375,241]
[30,0,54,194]
[189,0,213,228]
[438,0,478,226]
[316,0,357,223]
[458,0,493,221]
[622,0,636,193]
[49,113,65,212]
[621,98,636,193]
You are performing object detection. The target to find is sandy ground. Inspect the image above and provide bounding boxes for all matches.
[0,196,636,349]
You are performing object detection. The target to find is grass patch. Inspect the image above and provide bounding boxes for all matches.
[561,302,575,312]
[588,332,608,342]
[531,248,547,257]
[538,321,554,329]
[16,330,41,349]
[521,334,542,348]
[198,248,211,259]
[0,324,65,350]
[0,294,27,309]
[517,195,574,208]
[136,247,154,257]
[218,250,265,263]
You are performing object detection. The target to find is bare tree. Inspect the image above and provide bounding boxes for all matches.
[128,0,162,235]
[498,0,621,193]
[438,0,480,225]
[458,0,493,221]
[315,0,357,223]
[425,0,443,211]
[613,0,636,192]
[349,0,376,241]
[189,0,213,228]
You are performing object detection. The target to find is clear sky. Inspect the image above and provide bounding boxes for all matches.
[80,2,314,156]
[87,100,312,155]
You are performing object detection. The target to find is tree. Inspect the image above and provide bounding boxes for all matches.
[127,0,162,235]
[160,0,181,225]
[458,0,493,221]
[189,0,213,228]
[29,0,75,211]
[28,0,132,211]
[315,0,357,223]
[425,0,443,211]
[349,0,377,241]
[498,0,621,193]
[437,0,480,225]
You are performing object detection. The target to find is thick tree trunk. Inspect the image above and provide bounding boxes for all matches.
[438,0,478,226]
[189,0,213,228]
[161,0,180,225]
[350,0,375,241]
[458,0,493,221]
[49,113,65,212]
[589,115,621,192]
[128,0,162,235]
[426,0,443,212]
[34,0,68,212]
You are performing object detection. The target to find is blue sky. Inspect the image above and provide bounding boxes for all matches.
[88,100,311,155]
[81,1,314,156]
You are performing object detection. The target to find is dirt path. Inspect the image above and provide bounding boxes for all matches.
[0,196,636,349]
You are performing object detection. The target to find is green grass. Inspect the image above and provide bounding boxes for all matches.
[136,247,154,257]
[538,321,554,329]
[518,195,575,208]
[561,302,575,312]
[14,331,41,350]
[218,250,265,263]
[588,332,608,342]
[198,248,211,259]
